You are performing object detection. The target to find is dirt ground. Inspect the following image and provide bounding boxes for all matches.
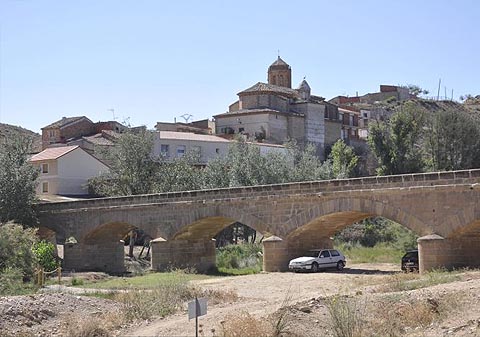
[122,263,480,337]
[2,263,480,337]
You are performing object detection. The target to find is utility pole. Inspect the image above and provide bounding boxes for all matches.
[437,79,441,101]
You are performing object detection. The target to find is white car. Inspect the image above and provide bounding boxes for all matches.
[288,249,346,272]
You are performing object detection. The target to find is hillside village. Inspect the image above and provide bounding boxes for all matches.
[4,56,478,199]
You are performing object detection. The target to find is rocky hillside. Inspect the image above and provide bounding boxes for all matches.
[0,123,42,153]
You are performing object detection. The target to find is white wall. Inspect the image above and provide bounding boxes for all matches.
[57,148,109,195]
[153,135,230,164]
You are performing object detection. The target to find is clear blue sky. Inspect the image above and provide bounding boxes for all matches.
[0,0,478,133]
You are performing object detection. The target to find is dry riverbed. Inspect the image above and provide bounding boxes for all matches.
[2,263,480,337]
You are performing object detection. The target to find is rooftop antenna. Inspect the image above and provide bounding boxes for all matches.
[277,49,280,58]
[108,108,116,120]
[179,113,193,123]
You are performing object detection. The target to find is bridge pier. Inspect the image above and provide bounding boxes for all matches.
[150,237,216,273]
[262,235,334,272]
[418,234,480,273]
[63,241,125,274]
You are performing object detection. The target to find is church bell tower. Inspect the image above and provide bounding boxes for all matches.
[268,56,292,88]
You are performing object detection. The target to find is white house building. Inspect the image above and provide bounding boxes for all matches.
[30,145,109,196]
[153,131,286,165]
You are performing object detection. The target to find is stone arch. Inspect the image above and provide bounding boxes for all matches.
[446,219,480,239]
[284,197,433,240]
[83,222,138,244]
[169,205,270,241]
[438,207,477,239]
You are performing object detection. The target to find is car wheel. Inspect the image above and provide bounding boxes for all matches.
[311,262,319,273]
[336,261,345,271]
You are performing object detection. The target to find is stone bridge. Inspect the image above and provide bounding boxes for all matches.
[36,169,480,274]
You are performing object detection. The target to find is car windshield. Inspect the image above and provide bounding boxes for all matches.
[403,252,417,258]
[306,250,320,257]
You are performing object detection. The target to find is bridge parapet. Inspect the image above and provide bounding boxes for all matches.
[37,169,480,212]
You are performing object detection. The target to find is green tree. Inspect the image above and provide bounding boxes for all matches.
[287,141,333,182]
[424,109,480,171]
[89,130,159,196]
[0,135,38,226]
[154,151,203,192]
[368,102,425,175]
[404,84,429,97]
[32,240,58,272]
[328,139,358,178]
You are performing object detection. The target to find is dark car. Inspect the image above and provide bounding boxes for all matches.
[401,250,419,272]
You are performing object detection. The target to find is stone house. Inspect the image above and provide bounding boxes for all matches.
[41,116,127,150]
[30,145,109,196]
[41,116,95,150]
[214,57,341,159]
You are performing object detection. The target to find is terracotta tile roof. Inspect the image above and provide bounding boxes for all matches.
[42,116,92,129]
[30,145,79,162]
[157,131,230,143]
[238,82,299,98]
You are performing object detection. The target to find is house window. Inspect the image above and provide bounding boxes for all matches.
[41,163,49,174]
[160,144,169,157]
[238,127,245,133]
[42,182,48,193]
[49,130,55,138]
[177,145,186,157]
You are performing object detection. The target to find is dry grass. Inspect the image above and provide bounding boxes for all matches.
[326,294,366,337]
[364,291,466,337]
[218,311,275,337]
[217,294,296,337]
[375,269,460,293]
[62,312,124,337]
[201,288,239,305]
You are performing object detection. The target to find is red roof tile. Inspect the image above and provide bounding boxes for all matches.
[30,146,79,162]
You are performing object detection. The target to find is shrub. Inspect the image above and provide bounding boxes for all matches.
[0,267,31,295]
[0,222,38,279]
[71,277,84,286]
[216,243,262,273]
[32,240,58,272]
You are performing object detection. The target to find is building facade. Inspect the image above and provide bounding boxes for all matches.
[153,131,286,166]
[30,146,109,196]
[214,57,344,159]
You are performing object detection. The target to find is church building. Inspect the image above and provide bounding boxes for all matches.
[214,57,339,158]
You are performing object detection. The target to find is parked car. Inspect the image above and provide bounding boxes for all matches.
[401,250,419,272]
[288,249,346,272]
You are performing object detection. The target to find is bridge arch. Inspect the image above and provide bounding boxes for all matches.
[170,205,270,241]
[283,197,433,239]
[258,197,434,272]
[152,205,270,273]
